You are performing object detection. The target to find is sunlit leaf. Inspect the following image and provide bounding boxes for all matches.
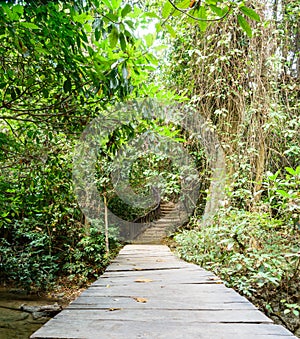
[19,22,39,29]
[162,1,173,19]
[102,0,113,10]
[144,33,155,47]
[165,24,176,38]
[285,167,296,176]
[198,6,208,32]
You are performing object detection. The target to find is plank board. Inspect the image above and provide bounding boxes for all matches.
[67,296,256,310]
[31,245,297,339]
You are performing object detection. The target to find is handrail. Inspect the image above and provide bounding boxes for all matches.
[127,188,162,241]
[133,199,161,224]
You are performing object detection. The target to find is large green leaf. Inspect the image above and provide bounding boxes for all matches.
[172,0,189,16]
[101,0,113,10]
[111,0,122,10]
[239,6,260,22]
[121,4,132,18]
[119,32,126,52]
[209,4,223,17]
[198,6,208,32]
[109,27,119,48]
[237,14,252,38]
[19,22,39,29]
[162,1,173,19]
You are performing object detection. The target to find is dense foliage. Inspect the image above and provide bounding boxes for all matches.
[0,0,299,335]
[0,0,159,289]
[160,0,299,335]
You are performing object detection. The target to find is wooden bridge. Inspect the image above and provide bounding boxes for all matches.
[31,245,297,339]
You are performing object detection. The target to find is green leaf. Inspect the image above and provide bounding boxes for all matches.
[237,15,252,38]
[119,32,126,52]
[293,310,299,317]
[2,4,16,21]
[239,6,260,22]
[198,6,208,32]
[143,12,160,19]
[109,27,119,48]
[95,28,101,41]
[153,44,168,52]
[105,12,119,22]
[144,33,154,47]
[285,167,296,176]
[19,22,39,30]
[73,13,94,24]
[63,78,72,93]
[111,0,122,10]
[209,4,223,17]
[277,190,290,198]
[88,46,94,56]
[121,4,132,18]
[12,4,24,16]
[162,1,173,19]
[165,24,176,38]
[84,22,92,33]
[102,0,113,10]
[177,0,190,8]
[171,0,189,16]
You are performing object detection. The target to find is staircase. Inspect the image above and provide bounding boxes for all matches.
[133,201,188,244]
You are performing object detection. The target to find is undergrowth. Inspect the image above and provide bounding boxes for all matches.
[175,209,300,335]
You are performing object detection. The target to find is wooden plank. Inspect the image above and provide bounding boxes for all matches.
[97,275,223,287]
[31,321,295,339]
[68,296,256,310]
[73,293,251,305]
[31,245,297,339]
[99,267,219,281]
[79,286,247,301]
[43,308,272,323]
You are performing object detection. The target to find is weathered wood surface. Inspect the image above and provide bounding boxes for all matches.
[31,245,297,339]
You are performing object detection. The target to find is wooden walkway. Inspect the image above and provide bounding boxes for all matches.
[31,245,297,339]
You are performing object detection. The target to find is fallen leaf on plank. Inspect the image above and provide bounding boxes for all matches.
[132,297,148,303]
[133,267,142,271]
[109,308,122,311]
[134,278,153,283]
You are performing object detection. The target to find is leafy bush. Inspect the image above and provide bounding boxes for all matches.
[175,209,300,296]
[0,223,59,291]
[0,219,119,291]
[263,166,300,226]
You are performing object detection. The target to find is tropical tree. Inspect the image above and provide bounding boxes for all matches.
[0,0,159,289]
